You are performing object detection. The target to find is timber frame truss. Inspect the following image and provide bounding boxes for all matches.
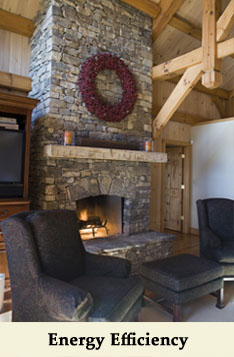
[153,0,234,137]
[122,0,234,136]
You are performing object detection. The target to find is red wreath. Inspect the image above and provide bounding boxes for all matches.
[78,53,137,122]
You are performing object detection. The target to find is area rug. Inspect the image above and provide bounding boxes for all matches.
[142,282,234,322]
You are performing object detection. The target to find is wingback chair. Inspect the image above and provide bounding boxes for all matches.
[197,198,234,280]
[1,210,144,322]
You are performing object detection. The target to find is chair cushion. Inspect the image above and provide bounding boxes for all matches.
[26,210,85,282]
[70,275,144,322]
[205,199,234,241]
[211,242,234,264]
[141,254,223,292]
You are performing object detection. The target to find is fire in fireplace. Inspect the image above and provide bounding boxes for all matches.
[77,195,123,240]
[78,216,108,238]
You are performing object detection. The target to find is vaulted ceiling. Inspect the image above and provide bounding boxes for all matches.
[123,0,234,92]
[0,0,234,93]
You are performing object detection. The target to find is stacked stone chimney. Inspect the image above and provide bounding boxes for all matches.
[29,0,153,235]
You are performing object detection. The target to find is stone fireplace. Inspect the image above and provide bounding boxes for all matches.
[28,0,173,272]
[39,147,154,234]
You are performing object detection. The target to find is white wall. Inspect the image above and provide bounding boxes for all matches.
[191,120,234,228]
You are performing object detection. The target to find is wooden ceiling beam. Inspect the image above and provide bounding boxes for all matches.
[201,0,222,89]
[168,13,234,59]
[153,64,203,137]
[0,9,34,37]
[153,48,202,80]
[152,0,185,41]
[217,0,234,42]
[192,117,234,126]
[121,0,160,17]
[153,105,212,125]
[171,112,210,125]
[153,37,234,81]
[169,14,202,41]
[168,3,234,44]
[0,71,32,92]
[122,0,234,65]
[168,76,230,100]
[217,37,234,57]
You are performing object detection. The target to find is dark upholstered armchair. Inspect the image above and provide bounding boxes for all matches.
[197,198,234,280]
[1,210,144,322]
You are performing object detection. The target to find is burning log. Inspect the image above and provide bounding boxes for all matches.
[78,216,108,237]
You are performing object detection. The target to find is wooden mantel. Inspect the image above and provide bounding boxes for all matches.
[44,144,167,163]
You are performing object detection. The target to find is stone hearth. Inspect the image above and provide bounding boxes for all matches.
[84,232,175,274]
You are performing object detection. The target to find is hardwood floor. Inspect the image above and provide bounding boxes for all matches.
[2,288,11,314]
[166,229,200,256]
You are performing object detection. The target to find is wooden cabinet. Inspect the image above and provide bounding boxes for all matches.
[0,93,39,289]
[0,200,30,288]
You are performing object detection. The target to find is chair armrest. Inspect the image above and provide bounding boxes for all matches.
[84,252,131,278]
[38,275,93,321]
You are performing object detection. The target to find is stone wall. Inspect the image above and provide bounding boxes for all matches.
[30,0,152,145]
[29,0,153,234]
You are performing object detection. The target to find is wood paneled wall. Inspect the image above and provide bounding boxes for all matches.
[0,0,39,77]
[162,120,190,142]
[153,80,222,120]
[0,29,30,76]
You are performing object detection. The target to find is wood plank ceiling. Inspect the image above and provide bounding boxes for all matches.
[0,0,40,19]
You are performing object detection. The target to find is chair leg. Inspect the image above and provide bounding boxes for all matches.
[136,311,142,322]
[216,287,225,309]
[173,304,181,322]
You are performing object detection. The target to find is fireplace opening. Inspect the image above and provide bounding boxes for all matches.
[77,195,123,240]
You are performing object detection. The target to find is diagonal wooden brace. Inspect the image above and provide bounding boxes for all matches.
[153,64,203,138]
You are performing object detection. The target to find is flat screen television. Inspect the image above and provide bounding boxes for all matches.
[0,129,25,198]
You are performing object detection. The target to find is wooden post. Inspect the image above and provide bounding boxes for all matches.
[121,0,160,18]
[201,0,222,89]
[153,0,185,41]
[150,132,164,232]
